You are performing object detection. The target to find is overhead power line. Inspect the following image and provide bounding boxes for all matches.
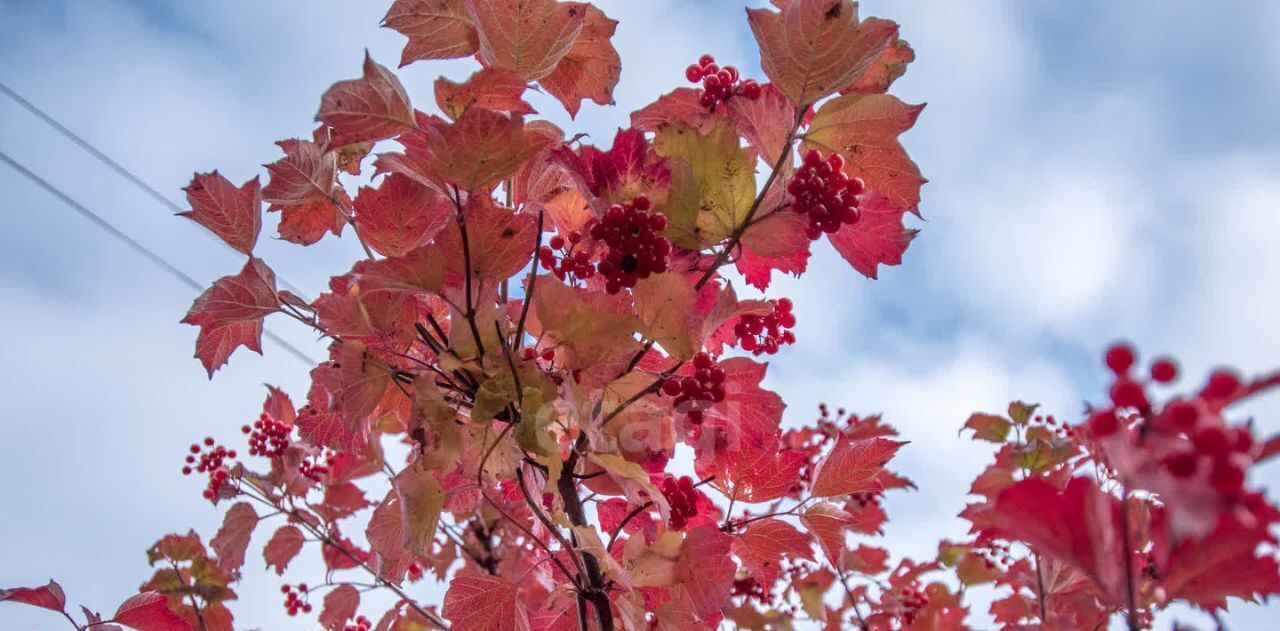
[0,149,318,367]
[0,80,310,300]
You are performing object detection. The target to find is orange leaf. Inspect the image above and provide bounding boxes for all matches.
[803,93,926,215]
[434,67,535,120]
[746,0,898,106]
[317,52,416,147]
[466,0,585,81]
[383,0,479,66]
[539,3,620,117]
[180,258,280,376]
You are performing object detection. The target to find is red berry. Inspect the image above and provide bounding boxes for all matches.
[1161,399,1199,431]
[1105,342,1136,375]
[1193,425,1231,457]
[1150,357,1179,383]
[1087,410,1119,438]
[1109,379,1149,409]
[1210,456,1247,496]
[685,64,704,82]
[1164,451,1198,478]
[1204,370,1241,399]
[698,54,715,67]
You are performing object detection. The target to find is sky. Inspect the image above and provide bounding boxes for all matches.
[1,0,1278,629]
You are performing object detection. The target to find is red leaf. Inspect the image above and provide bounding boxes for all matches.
[435,67,535,120]
[804,93,927,215]
[112,592,191,631]
[676,525,736,624]
[383,0,479,66]
[354,173,452,257]
[180,258,280,376]
[262,139,346,245]
[827,191,918,280]
[263,385,297,426]
[726,82,795,164]
[1157,513,1280,611]
[437,195,538,282]
[210,502,258,573]
[442,575,530,631]
[746,0,898,105]
[466,0,585,82]
[263,525,305,575]
[0,580,66,613]
[319,584,360,630]
[317,52,416,147]
[810,436,904,498]
[733,518,813,585]
[735,210,812,290]
[380,108,551,192]
[978,477,1129,606]
[539,3,620,118]
[845,544,890,574]
[552,127,671,205]
[801,502,856,567]
[179,171,261,255]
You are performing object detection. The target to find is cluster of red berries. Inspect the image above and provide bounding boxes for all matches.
[1030,412,1076,441]
[787,149,865,240]
[243,412,290,458]
[659,475,700,530]
[537,230,594,283]
[343,616,372,631]
[733,298,796,355]
[973,539,1013,572]
[892,584,929,625]
[850,490,883,511]
[280,584,312,616]
[182,438,236,501]
[731,577,768,603]
[660,352,727,424]
[685,54,761,109]
[587,196,671,294]
[1088,344,1255,497]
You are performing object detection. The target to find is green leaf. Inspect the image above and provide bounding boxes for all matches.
[962,413,1012,443]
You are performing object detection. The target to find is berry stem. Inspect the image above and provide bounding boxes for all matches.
[694,102,810,290]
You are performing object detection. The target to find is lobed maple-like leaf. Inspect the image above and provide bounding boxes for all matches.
[810,435,904,498]
[394,462,444,556]
[384,108,551,193]
[630,88,726,137]
[442,575,530,631]
[1156,512,1280,611]
[180,258,280,376]
[262,139,346,245]
[382,0,479,66]
[734,210,812,290]
[179,171,261,255]
[353,173,452,257]
[962,413,1012,443]
[316,52,416,147]
[466,0,585,82]
[434,67,535,121]
[538,3,620,117]
[801,502,857,568]
[746,0,898,106]
[733,518,814,585]
[0,580,66,613]
[437,195,538,282]
[210,502,257,573]
[653,119,756,249]
[112,592,192,631]
[676,526,737,625]
[977,477,1129,606]
[803,92,926,215]
[827,191,918,280]
[726,82,796,164]
[263,525,304,575]
[319,584,360,630]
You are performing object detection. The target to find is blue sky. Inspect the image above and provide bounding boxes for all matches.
[2,1,1278,629]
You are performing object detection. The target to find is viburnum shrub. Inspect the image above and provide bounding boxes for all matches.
[4,1,1279,630]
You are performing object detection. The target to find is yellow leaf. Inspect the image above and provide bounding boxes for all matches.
[653,120,756,249]
[395,461,443,556]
